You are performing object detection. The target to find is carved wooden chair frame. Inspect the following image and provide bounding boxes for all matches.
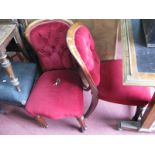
[25,19,91,132]
[25,19,73,39]
[67,22,99,118]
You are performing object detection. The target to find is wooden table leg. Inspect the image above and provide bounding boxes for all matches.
[0,50,21,92]
[140,93,155,131]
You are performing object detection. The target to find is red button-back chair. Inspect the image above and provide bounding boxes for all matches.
[25,19,96,132]
[67,22,152,130]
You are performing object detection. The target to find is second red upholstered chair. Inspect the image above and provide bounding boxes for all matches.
[66,22,152,129]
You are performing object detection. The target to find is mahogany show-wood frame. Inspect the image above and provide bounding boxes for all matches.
[25,19,88,132]
[67,22,99,118]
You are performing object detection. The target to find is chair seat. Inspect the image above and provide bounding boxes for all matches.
[98,60,152,106]
[0,62,38,106]
[26,70,83,119]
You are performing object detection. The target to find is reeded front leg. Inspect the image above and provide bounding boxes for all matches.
[0,50,21,92]
[35,115,48,128]
[76,116,87,132]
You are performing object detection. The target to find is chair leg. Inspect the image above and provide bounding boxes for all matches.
[76,116,87,132]
[118,106,144,131]
[132,106,144,121]
[35,115,48,128]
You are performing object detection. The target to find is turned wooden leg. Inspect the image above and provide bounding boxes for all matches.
[35,115,48,128]
[76,116,87,132]
[132,106,144,121]
[0,51,21,92]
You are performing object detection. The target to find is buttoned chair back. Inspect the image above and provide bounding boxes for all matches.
[25,19,76,71]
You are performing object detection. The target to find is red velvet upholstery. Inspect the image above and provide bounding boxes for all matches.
[25,20,84,121]
[26,70,83,119]
[73,24,151,107]
[75,26,100,86]
[28,20,76,71]
[98,60,152,106]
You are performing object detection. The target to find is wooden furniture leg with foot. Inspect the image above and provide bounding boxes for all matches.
[0,24,23,91]
[35,115,48,128]
[77,116,87,132]
[0,50,21,91]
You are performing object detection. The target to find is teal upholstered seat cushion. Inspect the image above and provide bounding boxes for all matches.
[0,62,38,106]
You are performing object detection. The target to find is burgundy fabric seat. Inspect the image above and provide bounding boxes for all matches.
[26,70,83,119]
[25,19,87,132]
[98,60,151,106]
[67,22,152,122]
